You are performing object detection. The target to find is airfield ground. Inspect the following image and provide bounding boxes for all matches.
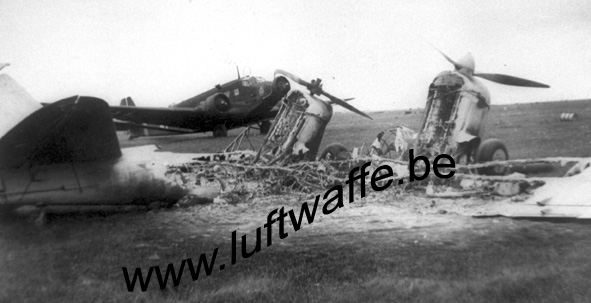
[2,100,591,302]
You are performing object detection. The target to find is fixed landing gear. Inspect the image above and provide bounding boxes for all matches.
[34,205,47,226]
[319,143,351,161]
[475,138,508,175]
[213,125,228,138]
[454,138,508,176]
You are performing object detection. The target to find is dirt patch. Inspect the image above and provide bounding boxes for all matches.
[159,188,516,248]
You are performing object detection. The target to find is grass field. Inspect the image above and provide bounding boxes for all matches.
[2,99,591,302]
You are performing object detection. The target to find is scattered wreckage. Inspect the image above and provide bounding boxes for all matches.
[168,70,376,202]
[169,64,591,219]
[1,63,590,220]
[0,68,370,219]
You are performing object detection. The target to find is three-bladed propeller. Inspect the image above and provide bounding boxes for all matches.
[434,48,550,88]
[274,69,373,120]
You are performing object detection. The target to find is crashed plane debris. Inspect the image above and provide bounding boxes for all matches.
[0,72,247,213]
[171,57,591,220]
[2,64,590,221]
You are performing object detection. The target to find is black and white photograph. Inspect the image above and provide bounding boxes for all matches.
[1,0,591,302]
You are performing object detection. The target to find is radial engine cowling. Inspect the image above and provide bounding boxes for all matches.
[273,75,291,97]
[204,93,231,113]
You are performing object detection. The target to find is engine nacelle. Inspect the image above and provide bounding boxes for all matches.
[286,92,332,160]
[272,75,291,98]
[203,93,231,113]
[254,90,333,164]
[416,70,491,161]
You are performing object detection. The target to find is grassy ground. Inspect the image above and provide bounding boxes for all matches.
[2,99,591,302]
[2,198,591,303]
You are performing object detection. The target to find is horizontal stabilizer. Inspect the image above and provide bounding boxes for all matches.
[0,96,122,169]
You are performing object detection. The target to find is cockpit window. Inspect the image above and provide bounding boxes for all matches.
[242,80,251,87]
[248,77,266,85]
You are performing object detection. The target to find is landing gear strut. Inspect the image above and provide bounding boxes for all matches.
[259,120,271,135]
[213,125,228,138]
[35,205,47,226]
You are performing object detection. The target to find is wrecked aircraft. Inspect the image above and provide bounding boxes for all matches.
[0,72,232,217]
[171,70,375,195]
[0,68,372,217]
[374,50,550,174]
[479,159,591,218]
[172,66,591,221]
[253,70,372,165]
[361,50,591,219]
[3,62,590,221]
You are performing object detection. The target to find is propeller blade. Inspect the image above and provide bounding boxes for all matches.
[474,73,550,88]
[436,49,462,70]
[275,69,313,88]
[326,97,354,104]
[322,92,373,120]
[428,44,466,71]
[275,69,373,119]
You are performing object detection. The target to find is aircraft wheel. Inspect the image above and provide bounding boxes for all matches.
[319,143,351,172]
[475,138,508,175]
[213,125,228,138]
[319,143,351,161]
[260,120,271,135]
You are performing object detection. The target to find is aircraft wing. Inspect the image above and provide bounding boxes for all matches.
[110,106,232,133]
[476,163,591,219]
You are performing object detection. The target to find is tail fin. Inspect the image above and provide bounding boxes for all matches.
[118,97,151,139]
[120,96,136,106]
[0,74,42,140]
[0,96,122,169]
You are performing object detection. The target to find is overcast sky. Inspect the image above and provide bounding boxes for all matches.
[1,0,590,112]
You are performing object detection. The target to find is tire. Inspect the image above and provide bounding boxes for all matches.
[474,138,508,175]
[213,125,228,138]
[260,120,271,135]
[319,143,351,161]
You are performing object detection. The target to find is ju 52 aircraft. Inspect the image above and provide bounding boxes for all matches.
[0,69,243,222]
[111,71,291,138]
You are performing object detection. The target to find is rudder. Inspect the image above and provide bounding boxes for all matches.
[120,96,136,106]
